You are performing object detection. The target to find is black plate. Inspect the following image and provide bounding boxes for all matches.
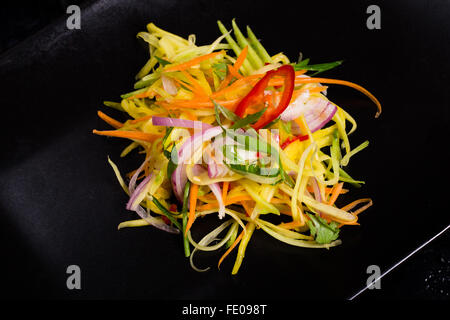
[1,0,448,299]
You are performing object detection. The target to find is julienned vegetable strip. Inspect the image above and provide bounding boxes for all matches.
[92,129,164,143]
[97,111,123,129]
[185,183,199,235]
[164,50,225,72]
[182,182,191,257]
[94,20,379,275]
[291,77,382,118]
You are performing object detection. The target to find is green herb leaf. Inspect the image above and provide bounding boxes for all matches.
[166,145,178,180]
[230,108,266,129]
[295,58,310,68]
[181,181,191,257]
[155,56,171,67]
[280,120,292,134]
[306,213,340,244]
[262,117,280,129]
[293,60,343,76]
[151,197,181,230]
[213,99,241,125]
[212,62,227,80]
[279,162,295,188]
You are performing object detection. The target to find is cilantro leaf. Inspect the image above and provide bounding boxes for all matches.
[306,213,340,244]
[212,62,227,80]
[155,56,171,67]
[213,99,240,127]
[293,60,343,76]
[230,108,266,129]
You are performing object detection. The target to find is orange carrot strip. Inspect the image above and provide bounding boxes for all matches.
[351,200,373,216]
[340,198,371,212]
[127,90,156,100]
[159,98,241,109]
[128,115,152,124]
[340,198,373,214]
[185,183,199,236]
[164,50,225,72]
[279,221,304,229]
[196,195,253,211]
[307,186,348,195]
[291,77,382,117]
[172,77,196,93]
[233,45,248,72]
[180,70,207,97]
[218,228,245,269]
[322,213,359,226]
[270,198,288,204]
[211,74,263,98]
[184,110,198,121]
[92,129,163,143]
[240,200,254,217]
[215,48,249,90]
[218,71,234,91]
[267,70,308,86]
[227,64,242,79]
[222,182,230,204]
[328,182,344,206]
[97,111,123,129]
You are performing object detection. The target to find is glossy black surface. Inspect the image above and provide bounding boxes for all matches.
[1,0,449,299]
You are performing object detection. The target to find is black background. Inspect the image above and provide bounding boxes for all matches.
[0,0,449,301]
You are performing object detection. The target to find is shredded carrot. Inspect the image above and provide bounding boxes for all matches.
[211,74,262,98]
[172,77,196,93]
[270,198,288,204]
[218,228,245,269]
[328,182,344,206]
[216,49,250,91]
[267,70,307,87]
[233,45,248,72]
[180,70,208,97]
[227,64,242,79]
[92,129,163,143]
[307,186,347,195]
[240,200,254,217]
[290,77,382,117]
[307,86,328,94]
[196,195,253,211]
[158,98,241,109]
[97,111,123,129]
[185,183,199,236]
[278,220,304,229]
[164,50,225,72]
[127,90,156,100]
[341,198,373,214]
[183,111,196,121]
[222,182,230,204]
[218,71,234,91]
[129,115,153,124]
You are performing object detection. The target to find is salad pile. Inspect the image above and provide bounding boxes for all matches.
[93,20,380,274]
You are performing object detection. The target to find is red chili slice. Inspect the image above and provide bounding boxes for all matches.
[234,64,295,130]
[280,134,309,150]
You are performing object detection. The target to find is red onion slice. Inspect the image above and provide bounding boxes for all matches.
[133,204,180,234]
[161,75,178,95]
[310,177,322,203]
[129,157,150,194]
[208,182,225,219]
[281,95,337,133]
[171,126,223,201]
[126,173,153,211]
